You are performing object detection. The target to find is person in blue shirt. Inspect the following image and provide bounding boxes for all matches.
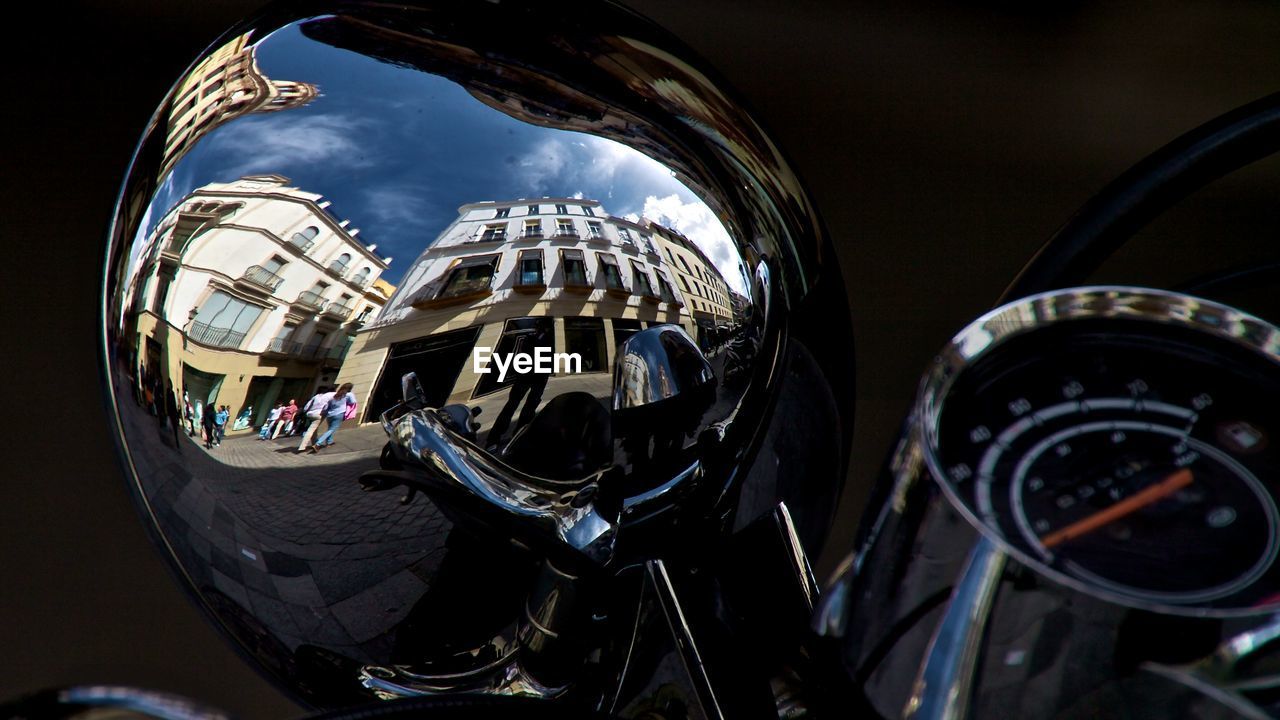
[214,405,230,444]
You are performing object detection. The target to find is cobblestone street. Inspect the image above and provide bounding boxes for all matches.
[116,375,453,670]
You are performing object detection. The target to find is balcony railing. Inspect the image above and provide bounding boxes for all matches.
[241,265,284,292]
[189,322,246,350]
[553,228,580,239]
[324,302,355,320]
[519,230,543,239]
[288,235,315,253]
[326,262,350,278]
[475,231,507,243]
[293,290,326,311]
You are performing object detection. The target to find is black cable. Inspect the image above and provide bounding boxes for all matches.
[999,91,1280,304]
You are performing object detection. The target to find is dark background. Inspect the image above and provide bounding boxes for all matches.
[7,0,1280,716]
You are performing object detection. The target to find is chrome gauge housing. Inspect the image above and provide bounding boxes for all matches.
[920,286,1280,615]
[833,286,1280,720]
[100,0,852,709]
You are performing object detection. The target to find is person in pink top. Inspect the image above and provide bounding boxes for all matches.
[271,399,298,439]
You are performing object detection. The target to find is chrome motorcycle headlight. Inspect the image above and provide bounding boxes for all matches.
[101,0,853,708]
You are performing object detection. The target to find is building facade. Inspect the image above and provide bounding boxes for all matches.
[644,220,734,344]
[161,33,318,180]
[125,175,391,430]
[337,197,701,420]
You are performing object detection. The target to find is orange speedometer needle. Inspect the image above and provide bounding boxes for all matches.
[1039,468,1194,549]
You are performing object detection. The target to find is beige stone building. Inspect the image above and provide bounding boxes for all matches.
[124,175,391,431]
[645,221,734,344]
[160,32,318,180]
[335,197,697,420]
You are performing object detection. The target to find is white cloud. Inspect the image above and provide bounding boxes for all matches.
[514,134,674,200]
[361,185,436,232]
[641,194,747,293]
[202,113,375,178]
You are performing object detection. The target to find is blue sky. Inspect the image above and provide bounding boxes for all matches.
[142,21,745,292]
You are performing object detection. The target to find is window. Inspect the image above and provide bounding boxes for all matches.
[564,317,607,372]
[473,317,554,396]
[584,206,595,217]
[495,208,510,218]
[664,247,675,263]
[290,226,319,251]
[596,253,626,292]
[527,204,539,215]
[640,235,654,253]
[678,255,692,274]
[612,318,643,348]
[656,273,677,303]
[478,224,507,242]
[269,323,296,353]
[189,290,264,349]
[561,249,589,287]
[631,261,655,296]
[618,228,633,245]
[523,219,543,238]
[679,276,691,293]
[438,256,498,299]
[304,330,328,357]
[517,249,544,287]
[329,252,351,274]
[587,221,604,239]
[555,219,577,238]
[556,203,568,214]
[352,267,371,287]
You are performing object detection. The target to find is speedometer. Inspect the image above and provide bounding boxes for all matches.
[918,287,1280,613]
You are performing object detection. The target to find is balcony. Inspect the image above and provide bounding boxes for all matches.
[473,230,507,243]
[323,301,355,321]
[292,290,326,312]
[288,235,315,253]
[518,230,544,240]
[263,338,302,358]
[188,322,246,350]
[240,265,284,292]
[552,228,580,239]
[326,262,350,278]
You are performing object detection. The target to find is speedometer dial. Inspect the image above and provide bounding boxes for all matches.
[920,288,1280,613]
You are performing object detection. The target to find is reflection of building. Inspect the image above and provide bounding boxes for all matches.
[161,33,318,180]
[126,175,390,430]
[337,197,699,420]
[644,221,733,340]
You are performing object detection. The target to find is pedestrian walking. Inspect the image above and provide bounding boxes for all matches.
[165,381,183,454]
[201,403,218,449]
[259,403,282,440]
[307,383,356,453]
[271,399,298,439]
[296,388,332,452]
[215,405,229,444]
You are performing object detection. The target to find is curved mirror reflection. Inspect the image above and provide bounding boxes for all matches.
[102,3,843,708]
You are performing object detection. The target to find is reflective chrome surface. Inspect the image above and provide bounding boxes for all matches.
[833,286,1280,719]
[102,0,851,709]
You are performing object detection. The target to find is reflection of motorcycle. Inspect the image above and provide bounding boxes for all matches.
[347,325,838,714]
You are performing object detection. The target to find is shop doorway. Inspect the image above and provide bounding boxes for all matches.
[369,326,481,420]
